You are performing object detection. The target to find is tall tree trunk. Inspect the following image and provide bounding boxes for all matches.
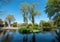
[23,14,25,23]
[23,34,28,42]
[23,13,28,24]
[8,20,11,27]
[32,15,34,25]
[25,14,28,24]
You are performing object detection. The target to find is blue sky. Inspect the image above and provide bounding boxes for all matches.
[0,0,49,24]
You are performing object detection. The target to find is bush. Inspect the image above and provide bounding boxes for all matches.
[18,27,33,34]
[43,28,52,31]
[18,25,41,34]
[12,22,17,27]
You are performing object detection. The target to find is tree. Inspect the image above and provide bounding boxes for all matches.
[39,20,52,31]
[39,20,54,28]
[20,2,29,24]
[45,0,60,20]
[54,14,60,27]
[29,4,40,25]
[12,22,17,27]
[45,0,60,27]
[6,14,15,27]
[20,3,40,25]
[40,20,51,27]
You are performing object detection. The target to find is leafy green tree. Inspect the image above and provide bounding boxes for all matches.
[45,0,60,27]
[20,2,29,24]
[29,4,40,25]
[39,20,52,27]
[39,20,52,31]
[45,0,60,20]
[54,15,60,27]
[20,3,40,26]
[12,22,17,27]
[6,14,15,27]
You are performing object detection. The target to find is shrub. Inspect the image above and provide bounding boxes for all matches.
[18,27,33,34]
[18,25,41,34]
[43,28,52,31]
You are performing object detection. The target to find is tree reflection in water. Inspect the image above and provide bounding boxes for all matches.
[51,31,56,42]
[1,33,13,42]
[30,33,36,42]
[23,34,28,42]
[52,39,56,42]
[55,30,60,42]
[2,34,10,42]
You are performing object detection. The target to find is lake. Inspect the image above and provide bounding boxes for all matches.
[0,31,58,42]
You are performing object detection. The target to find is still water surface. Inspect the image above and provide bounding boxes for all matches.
[0,31,58,42]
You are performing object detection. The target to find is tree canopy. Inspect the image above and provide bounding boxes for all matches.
[6,14,15,26]
[45,0,60,20]
[20,2,40,25]
[20,2,29,24]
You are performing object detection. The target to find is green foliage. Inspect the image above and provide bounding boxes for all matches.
[20,2,29,24]
[6,14,15,26]
[45,0,60,19]
[18,25,40,34]
[39,20,52,27]
[54,17,60,27]
[43,28,52,31]
[12,22,17,27]
[57,22,60,27]
[45,0,60,27]
[43,22,51,27]
[39,20,52,31]
[6,14,15,22]
[20,2,40,24]
[28,3,40,24]
[18,27,33,34]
